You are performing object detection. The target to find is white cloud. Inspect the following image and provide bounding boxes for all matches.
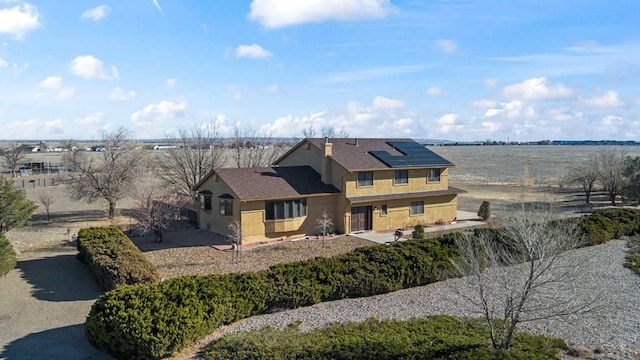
[484,78,499,88]
[110,66,120,80]
[165,78,176,87]
[434,39,457,54]
[131,100,187,126]
[82,5,110,21]
[38,76,62,89]
[0,2,40,39]
[471,99,498,109]
[76,112,104,125]
[580,90,625,107]
[70,55,111,79]
[436,113,465,134]
[58,86,75,99]
[601,115,623,127]
[235,44,273,59]
[502,77,573,100]
[372,95,404,110]
[426,86,444,96]
[249,0,394,28]
[483,100,536,120]
[0,57,7,67]
[152,0,164,14]
[109,87,136,101]
[266,84,280,93]
[321,64,428,84]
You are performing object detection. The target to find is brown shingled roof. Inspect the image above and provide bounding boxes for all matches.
[296,138,453,171]
[214,166,339,201]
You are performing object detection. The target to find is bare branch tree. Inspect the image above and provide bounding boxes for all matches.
[321,126,349,138]
[596,147,628,205]
[63,128,145,219]
[452,203,600,351]
[0,143,26,178]
[563,154,599,203]
[232,125,283,168]
[228,220,242,264]
[154,124,226,201]
[131,186,177,243]
[315,210,334,249]
[302,124,316,138]
[37,192,55,221]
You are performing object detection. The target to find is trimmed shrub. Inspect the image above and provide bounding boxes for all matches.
[625,235,640,274]
[411,224,425,239]
[202,316,566,360]
[77,227,159,291]
[478,200,491,220]
[579,208,640,245]
[85,236,458,359]
[0,233,17,277]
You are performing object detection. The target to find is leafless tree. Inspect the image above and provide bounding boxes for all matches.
[154,125,226,201]
[231,125,282,168]
[131,187,177,243]
[315,210,334,249]
[452,203,599,351]
[0,143,26,177]
[228,220,242,263]
[63,128,145,219]
[302,124,316,138]
[596,147,628,205]
[37,192,55,221]
[321,126,349,138]
[563,154,599,203]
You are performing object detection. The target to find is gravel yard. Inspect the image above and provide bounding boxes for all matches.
[171,240,640,360]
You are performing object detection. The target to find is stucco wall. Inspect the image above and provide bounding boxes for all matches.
[197,172,240,236]
[343,168,449,198]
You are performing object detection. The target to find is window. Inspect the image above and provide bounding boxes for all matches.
[265,199,307,220]
[381,203,388,216]
[394,170,408,185]
[357,171,373,187]
[218,193,234,216]
[427,168,441,182]
[410,201,424,215]
[200,191,212,210]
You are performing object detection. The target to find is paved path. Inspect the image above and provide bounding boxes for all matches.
[0,245,112,360]
[352,210,485,244]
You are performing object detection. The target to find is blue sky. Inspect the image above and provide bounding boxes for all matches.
[0,0,639,141]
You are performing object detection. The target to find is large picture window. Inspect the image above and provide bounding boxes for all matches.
[394,170,408,185]
[427,168,441,182]
[410,201,424,215]
[357,171,373,187]
[265,198,307,220]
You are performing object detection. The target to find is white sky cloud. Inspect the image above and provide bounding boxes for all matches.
[70,55,111,79]
[321,64,428,84]
[0,57,8,67]
[266,84,280,93]
[0,2,40,39]
[502,77,572,101]
[131,100,187,126]
[580,90,625,107]
[152,0,164,14]
[165,78,176,87]
[484,100,537,120]
[426,86,444,96]
[58,86,74,99]
[484,78,499,88]
[249,0,394,28]
[235,44,273,59]
[76,112,104,125]
[109,87,136,101]
[471,99,498,109]
[82,5,110,21]
[434,39,457,54]
[38,76,62,89]
[372,95,404,110]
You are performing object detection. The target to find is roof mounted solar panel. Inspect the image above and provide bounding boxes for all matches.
[369,141,453,168]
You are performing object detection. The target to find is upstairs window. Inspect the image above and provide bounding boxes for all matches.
[218,193,234,216]
[394,170,408,185]
[200,190,212,210]
[357,171,373,187]
[427,168,441,183]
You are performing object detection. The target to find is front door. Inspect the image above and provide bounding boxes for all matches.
[351,206,372,232]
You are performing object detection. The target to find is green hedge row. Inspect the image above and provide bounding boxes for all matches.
[202,315,566,360]
[0,233,17,277]
[77,227,159,292]
[85,208,640,359]
[85,235,459,359]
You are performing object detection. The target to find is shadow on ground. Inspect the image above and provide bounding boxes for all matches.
[128,221,232,252]
[18,252,102,302]
[0,324,113,360]
[29,209,108,226]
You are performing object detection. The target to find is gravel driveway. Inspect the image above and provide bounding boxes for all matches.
[177,240,639,359]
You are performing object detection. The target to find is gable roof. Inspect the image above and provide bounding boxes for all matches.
[276,138,454,171]
[199,166,339,201]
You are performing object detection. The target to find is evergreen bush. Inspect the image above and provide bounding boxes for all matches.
[478,200,491,220]
[0,233,16,277]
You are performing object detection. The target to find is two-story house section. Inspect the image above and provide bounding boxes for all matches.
[195,138,460,245]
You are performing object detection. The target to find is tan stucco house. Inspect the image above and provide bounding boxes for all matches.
[194,138,460,245]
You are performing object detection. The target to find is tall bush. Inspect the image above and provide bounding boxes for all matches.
[0,233,16,276]
[478,201,491,220]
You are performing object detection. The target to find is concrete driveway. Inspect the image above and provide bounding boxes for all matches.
[0,245,112,360]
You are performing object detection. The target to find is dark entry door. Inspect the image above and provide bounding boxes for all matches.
[351,206,372,232]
